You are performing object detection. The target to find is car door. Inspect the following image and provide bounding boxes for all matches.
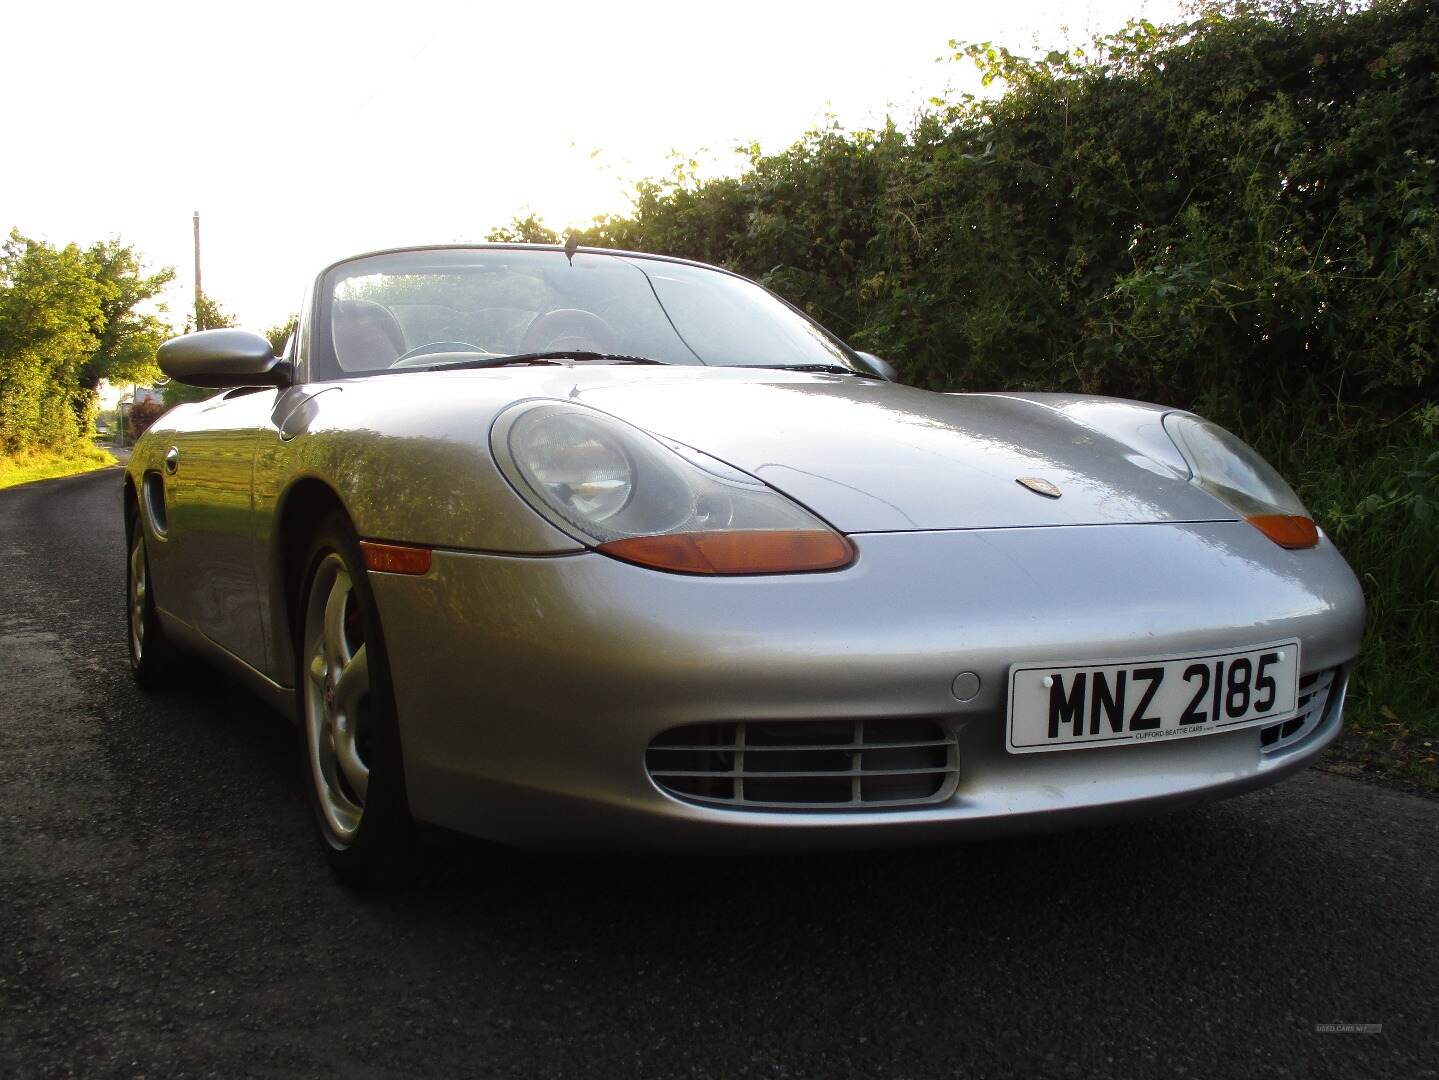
[162,386,280,673]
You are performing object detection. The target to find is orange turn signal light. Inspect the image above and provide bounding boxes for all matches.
[1246,514,1319,550]
[360,540,433,575]
[597,530,855,575]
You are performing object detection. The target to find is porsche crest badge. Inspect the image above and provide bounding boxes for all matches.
[1016,476,1062,498]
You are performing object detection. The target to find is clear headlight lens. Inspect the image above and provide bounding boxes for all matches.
[495,403,855,574]
[1163,414,1318,549]
[509,411,637,528]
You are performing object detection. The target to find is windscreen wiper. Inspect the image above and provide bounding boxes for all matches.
[418,351,669,372]
[753,363,881,379]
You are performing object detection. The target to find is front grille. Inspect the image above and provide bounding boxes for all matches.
[646,718,959,811]
[1260,668,1336,753]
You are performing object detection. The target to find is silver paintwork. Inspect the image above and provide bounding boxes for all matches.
[127,244,1366,852]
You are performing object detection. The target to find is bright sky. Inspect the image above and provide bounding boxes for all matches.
[4,0,1182,332]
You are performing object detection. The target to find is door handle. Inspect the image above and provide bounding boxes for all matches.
[164,446,180,476]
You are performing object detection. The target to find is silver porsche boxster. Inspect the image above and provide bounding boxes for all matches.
[127,244,1364,884]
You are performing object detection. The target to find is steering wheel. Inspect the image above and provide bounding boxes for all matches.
[392,341,490,364]
[518,310,617,355]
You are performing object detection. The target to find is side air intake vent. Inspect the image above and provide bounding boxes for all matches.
[142,472,168,537]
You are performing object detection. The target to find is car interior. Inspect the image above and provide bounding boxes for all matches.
[332,297,628,371]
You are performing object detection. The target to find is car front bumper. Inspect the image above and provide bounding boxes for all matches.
[367,521,1365,852]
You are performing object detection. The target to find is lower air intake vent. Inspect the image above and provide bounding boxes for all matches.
[1260,668,1335,753]
[646,719,959,811]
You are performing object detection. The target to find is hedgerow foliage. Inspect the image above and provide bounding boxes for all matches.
[0,234,103,454]
[580,1,1437,420]
[552,0,1439,732]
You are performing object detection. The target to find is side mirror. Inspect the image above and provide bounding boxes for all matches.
[853,351,898,382]
[157,329,293,388]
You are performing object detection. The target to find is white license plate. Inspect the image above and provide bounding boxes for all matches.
[1006,641,1300,753]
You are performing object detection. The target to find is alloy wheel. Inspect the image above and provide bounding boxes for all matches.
[303,553,372,845]
[129,528,147,662]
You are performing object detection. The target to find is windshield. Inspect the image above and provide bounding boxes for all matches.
[313,248,863,379]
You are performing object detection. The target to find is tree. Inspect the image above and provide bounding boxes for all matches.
[0,231,103,453]
[265,314,298,355]
[1,230,180,452]
[486,214,559,244]
[78,240,175,395]
[184,292,236,333]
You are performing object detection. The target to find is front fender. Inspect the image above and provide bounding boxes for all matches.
[252,383,580,687]
[257,384,578,555]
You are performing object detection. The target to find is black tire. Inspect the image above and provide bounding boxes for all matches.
[127,514,182,689]
[295,511,419,888]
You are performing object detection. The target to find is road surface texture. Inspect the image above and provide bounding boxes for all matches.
[2,468,1436,1079]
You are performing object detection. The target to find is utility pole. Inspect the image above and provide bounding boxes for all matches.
[192,211,203,330]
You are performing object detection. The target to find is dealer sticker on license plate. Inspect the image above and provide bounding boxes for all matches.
[1006,641,1300,753]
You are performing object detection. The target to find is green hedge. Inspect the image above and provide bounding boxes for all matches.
[585,2,1436,413]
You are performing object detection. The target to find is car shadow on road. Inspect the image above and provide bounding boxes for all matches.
[386,789,1314,954]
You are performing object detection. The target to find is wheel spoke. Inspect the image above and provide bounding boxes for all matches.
[332,643,370,801]
[129,538,146,656]
[333,722,370,803]
[333,643,369,719]
[322,571,351,670]
[318,730,356,811]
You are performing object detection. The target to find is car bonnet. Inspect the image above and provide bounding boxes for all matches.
[574,374,1234,533]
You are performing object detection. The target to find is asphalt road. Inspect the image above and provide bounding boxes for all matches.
[2,467,1436,1080]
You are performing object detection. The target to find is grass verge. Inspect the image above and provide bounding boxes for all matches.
[0,444,117,489]
[1320,726,1438,796]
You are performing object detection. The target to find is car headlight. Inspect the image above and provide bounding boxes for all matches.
[1163,413,1318,549]
[493,402,855,574]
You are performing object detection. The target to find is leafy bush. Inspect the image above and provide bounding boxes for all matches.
[580,3,1437,420]
[126,399,166,439]
[1286,405,1438,730]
